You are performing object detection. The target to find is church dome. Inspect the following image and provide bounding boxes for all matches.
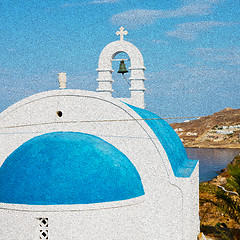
[0,132,144,205]
[126,104,198,178]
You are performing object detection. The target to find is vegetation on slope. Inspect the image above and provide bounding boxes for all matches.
[199,154,240,239]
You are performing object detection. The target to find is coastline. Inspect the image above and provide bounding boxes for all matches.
[184,144,240,149]
[207,153,240,185]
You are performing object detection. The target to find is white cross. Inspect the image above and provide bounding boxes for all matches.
[116,26,128,41]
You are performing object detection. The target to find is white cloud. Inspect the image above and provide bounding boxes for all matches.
[166,21,230,41]
[150,39,169,45]
[174,64,188,68]
[183,0,224,4]
[190,47,240,65]
[111,2,218,28]
[61,0,120,8]
[88,0,120,4]
[169,3,212,17]
[111,9,165,27]
[146,61,239,119]
[61,3,82,8]
[147,64,239,98]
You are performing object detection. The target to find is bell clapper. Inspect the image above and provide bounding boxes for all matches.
[122,73,130,86]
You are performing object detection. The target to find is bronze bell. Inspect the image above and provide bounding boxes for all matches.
[117,60,128,74]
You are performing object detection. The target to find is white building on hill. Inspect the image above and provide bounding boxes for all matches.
[0,27,199,240]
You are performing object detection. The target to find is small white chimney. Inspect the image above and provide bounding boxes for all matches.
[58,72,67,89]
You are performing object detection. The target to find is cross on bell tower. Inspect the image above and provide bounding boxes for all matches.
[97,28,146,108]
[116,26,128,41]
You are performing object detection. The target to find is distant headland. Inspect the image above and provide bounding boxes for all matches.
[171,108,240,149]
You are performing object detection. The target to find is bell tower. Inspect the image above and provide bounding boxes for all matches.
[96,27,146,109]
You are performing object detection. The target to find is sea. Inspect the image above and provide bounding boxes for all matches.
[185,148,240,182]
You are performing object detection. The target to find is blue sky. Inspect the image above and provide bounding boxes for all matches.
[0,0,239,121]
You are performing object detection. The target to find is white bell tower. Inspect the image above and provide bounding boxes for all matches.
[96,27,146,108]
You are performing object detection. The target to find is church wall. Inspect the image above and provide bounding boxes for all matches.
[0,180,183,240]
[0,201,145,240]
[189,162,200,238]
[175,163,200,239]
[0,90,198,239]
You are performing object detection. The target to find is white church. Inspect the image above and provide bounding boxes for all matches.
[0,27,199,239]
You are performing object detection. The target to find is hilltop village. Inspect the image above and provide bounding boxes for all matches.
[171,108,240,149]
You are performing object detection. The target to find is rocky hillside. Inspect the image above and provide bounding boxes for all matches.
[199,154,240,239]
[170,108,240,148]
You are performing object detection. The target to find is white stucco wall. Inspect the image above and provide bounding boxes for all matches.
[0,90,199,239]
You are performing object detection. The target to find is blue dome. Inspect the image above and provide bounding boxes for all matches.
[0,132,144,205]
[125,104,198,178]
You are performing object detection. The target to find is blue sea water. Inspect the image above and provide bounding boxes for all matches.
[185,148,240,182]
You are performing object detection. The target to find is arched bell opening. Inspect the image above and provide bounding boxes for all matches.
[96,34,146,108]
[112,51,131,98]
